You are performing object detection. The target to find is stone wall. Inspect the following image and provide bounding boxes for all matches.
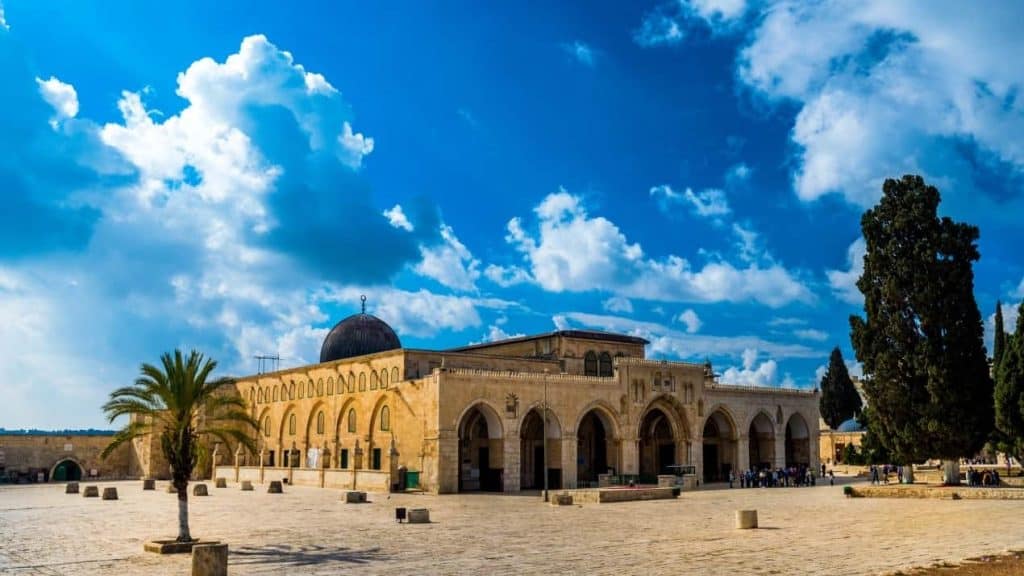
[0,434,132,481]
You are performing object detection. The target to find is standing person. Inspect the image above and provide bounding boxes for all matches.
[728,469,735,488]
[821,463,827,477]
[829,469,835,486]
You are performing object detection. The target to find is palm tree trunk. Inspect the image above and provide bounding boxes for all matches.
[176,480,191,542]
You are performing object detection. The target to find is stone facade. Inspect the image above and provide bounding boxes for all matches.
[0,433,132,482]
[215,328,820,493]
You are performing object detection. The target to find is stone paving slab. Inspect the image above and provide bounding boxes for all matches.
[1,480,1023,575]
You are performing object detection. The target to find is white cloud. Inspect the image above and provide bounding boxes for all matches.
[688,0,749,22]
[651,184,731,218]
[562,311,819,361]
[0,3,8,30]
[720,348,796,388]
[986,301,1021,356]
[768,316,805,327]
[827,238,865,305]
[603,296,634,314]
[563,41,595,67]
[793,328,828,342]
[726,2,1024,208]
[633,10,685,47]
[476,324,526,344]
[727,162,752,183]
[635,0,748,47]
[414,224,480,291]
[35,76,79,127]
[676,308,701,333]
[1013,277,1024,300]
[484,263,532,287]
[383,204,414,231]
[505,190,812,307]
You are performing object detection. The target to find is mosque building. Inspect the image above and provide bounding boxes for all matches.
[146,301,821,493]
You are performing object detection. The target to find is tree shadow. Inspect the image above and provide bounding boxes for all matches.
[230,544,386,567]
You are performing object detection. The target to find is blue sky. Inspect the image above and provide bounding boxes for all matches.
[2,0,1023,428]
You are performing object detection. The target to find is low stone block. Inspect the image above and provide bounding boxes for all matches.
[240,480,253,491]
[267,480,283,494]
[344,491,367,503]
[102,487,118,500]
[408,508,430,523]
[215,477,227,488]
[551,493,573,506]
[144,539,218,555]
[191,542,228,576]
[65,482,79,494]
[142,478,155,490]
[193,483,208,496]
[82,485,99,498]
[735,509,758,529]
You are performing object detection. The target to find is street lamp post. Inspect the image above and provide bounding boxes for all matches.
[543,368,549,502]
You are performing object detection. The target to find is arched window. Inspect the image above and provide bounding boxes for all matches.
[273,386,278,402]
[381,369,389,389]
[263,416,271,437]
[348,372,356,393]
[380,406,390,432]
[392,367,400,383]
[584,351,598,376]
[599,352,613,377]
[289,382,295,400]
[316,411,325,435]
[347,408,357,433]
[298,382,304,399]
[370,371,379,390]
[307,380,314,397]
[288,413,296,435]
[359,373,366,391]
[317,379,323,397]
[250,389,256,406]
[327,377,334,395]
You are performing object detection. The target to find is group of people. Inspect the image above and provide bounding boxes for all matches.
[966,467,1001,487]
[728,465,827,488]
[868,464,902,484]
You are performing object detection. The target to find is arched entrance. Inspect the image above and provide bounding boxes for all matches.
[520,408,562,490]
[458,404,503,492]
[51,459,82,482]
[577,410,614,485]
[639,408,676,480]
[785,413,811,467]
[702,409,737,482]
[748,412,775,470]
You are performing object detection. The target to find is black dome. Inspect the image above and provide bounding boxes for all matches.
[319,313,401,363]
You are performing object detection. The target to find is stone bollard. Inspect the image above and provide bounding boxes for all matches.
[735,509,758,529]
[408,508,430,523]
[102,487,118,500]
[191,543,228,576]
[215,477,227,489]
[267,480,283,494]
[193,484,209,497]
[344,491,367,503]
[240,480,253,491]
[66,482,80,494]
[142,478,155,490]
[82,486,99,498]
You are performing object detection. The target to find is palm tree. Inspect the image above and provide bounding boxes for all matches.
[102,349,257,542]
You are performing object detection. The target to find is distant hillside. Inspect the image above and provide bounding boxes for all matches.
[0,428,116,436]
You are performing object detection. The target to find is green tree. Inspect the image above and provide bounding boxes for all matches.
[994,301,1006,367]
[102,350,256,542]
[819,347,863,429]
[850,175,993,484]
[994,301,1024,468]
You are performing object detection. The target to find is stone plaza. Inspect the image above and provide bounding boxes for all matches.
[2,479,1023,575]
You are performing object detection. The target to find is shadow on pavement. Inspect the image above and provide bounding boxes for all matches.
[231,544,386,567]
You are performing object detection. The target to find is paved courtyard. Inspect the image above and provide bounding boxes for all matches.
[1,479,1022,575]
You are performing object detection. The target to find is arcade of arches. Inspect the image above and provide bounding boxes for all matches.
[197,320,820,494]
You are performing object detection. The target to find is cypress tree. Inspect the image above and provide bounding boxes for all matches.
[994,301,1006,367]
[994,301,1024,466]
[849,175,993,482]
[819,347,863,429]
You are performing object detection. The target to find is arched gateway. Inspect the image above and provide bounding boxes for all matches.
[457,403,504,492]
[702,408,737,482]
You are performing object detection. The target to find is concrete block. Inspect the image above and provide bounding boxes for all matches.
[65,482,79,494]
[240,480,253,491]
[215,477,227,488]
[191,543,228,576]
[267,480,283,494]
[344,491,367,503]
[142,479,155,490]
[408,508,430,523]
[102,487,118,500]
[82,485,99,498]
[193,483,209,496]
[551,493,573,506]
[735,509,758,529]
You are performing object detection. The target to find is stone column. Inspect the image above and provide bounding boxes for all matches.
[621,437,639,476]
[437,432,460,494]
[774,433,787,468]
[736,435,750,473]
[502,432,521,493]
[809,429,820,474]
[258,449,265,484]
[560,435,577,489]
[689,439,703,483]
[233,446,243,483]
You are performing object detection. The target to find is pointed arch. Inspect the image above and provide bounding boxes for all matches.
[572,400,622,440]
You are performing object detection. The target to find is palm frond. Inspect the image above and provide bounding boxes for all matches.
[101,419,152,459]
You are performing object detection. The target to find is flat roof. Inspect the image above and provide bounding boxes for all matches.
[446,329,649,353]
